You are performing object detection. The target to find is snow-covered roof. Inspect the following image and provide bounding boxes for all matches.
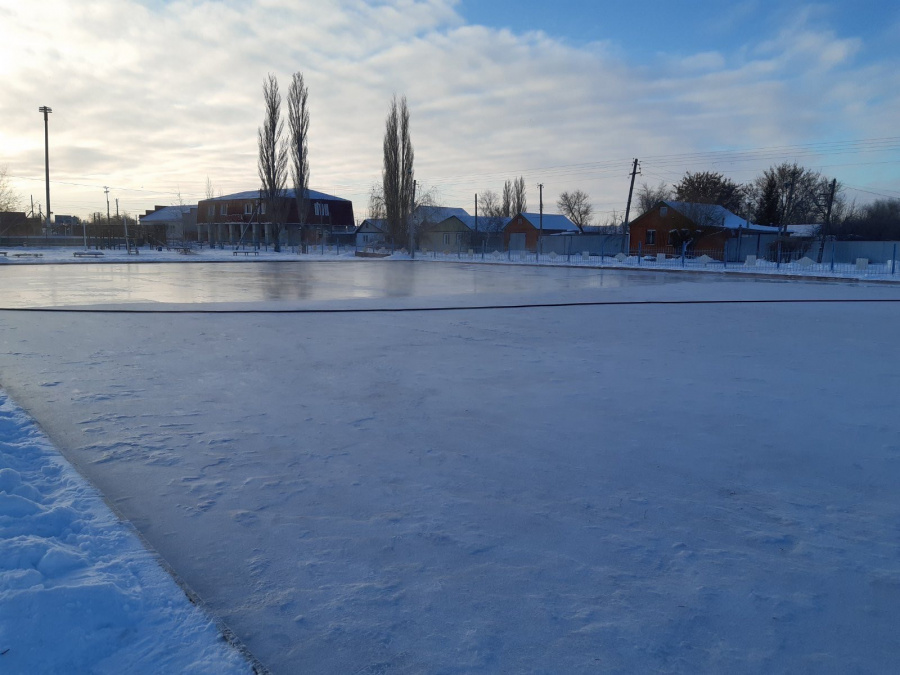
[514,212,581,232]
[663,201,779,234]
[452,214,511,231]
[140,205,193,222]
[357,219,385,233]
[209,189,349,203]
[785,224,822,237]
[413,205,470,225]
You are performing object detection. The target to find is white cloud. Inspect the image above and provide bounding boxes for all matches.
[0,0,896,220]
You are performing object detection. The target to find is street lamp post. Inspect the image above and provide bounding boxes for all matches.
[38,106,52,236]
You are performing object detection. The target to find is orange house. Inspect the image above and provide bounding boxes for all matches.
[503,212,580,251]
[628,201,778,257]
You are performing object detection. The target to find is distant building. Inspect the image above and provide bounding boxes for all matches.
[356,219,386,248]
[140,205,198,243]
[0,211,32,238]
[627,201,779,256]
[53,215,79,236]
[503,212,580,251]
[197,189,354,247]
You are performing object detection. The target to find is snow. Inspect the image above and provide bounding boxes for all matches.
[1,259,899,672]
[0,393,252,673]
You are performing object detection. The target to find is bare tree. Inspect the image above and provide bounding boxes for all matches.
[478,189,506,231]
[287,71,310,248]
[205,176,215,201]
[0,166,21,212]
[382,94,414,244]
[598,208,623,232]
[367,182,386,221]
[637,181,671,215]
[748,162,838,230]
[258,73,288,251]
[673,171,746,215]
[557,190,593,232]
[512,176,527,214]
[500,180,512,218]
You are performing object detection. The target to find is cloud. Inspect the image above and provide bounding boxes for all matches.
[0,0,897,219]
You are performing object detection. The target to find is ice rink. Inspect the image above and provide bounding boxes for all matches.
[1,260,899,673]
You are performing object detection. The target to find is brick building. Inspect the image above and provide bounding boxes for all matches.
[196,189,354,247]
[628,201,779,256]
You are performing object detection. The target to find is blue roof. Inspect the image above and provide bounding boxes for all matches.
[663,201,778,233]
[444,214,511,231]
[141,205,193,222]
[413,205,470,224]
[514,212,580,232]
[210,188,349,203]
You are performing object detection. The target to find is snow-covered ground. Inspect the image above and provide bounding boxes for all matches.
[0,393,251,673]
[1,260,899,673]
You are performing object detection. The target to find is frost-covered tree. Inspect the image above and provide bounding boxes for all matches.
[557,190,593,232]
[0,166,21,212]
[257,74,289,251]
[478,189,506,232]
[636,181,671,215]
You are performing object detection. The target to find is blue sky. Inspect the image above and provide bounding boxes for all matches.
[1,0,899,220]
[461,1,900,59]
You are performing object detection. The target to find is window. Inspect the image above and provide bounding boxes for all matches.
[456,233,462,244]
[244,204,253,215]
[259,202,266,214]
[207,206,215,219]
[646,229,656,245]
[220,204,227,216]
[443,233,451,245]
[314,203,330,217]
[660,206,668,217]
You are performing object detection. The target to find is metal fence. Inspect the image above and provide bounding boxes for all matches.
[299,239,900,280]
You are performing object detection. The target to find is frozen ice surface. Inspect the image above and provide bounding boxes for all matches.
[0,261,899,673]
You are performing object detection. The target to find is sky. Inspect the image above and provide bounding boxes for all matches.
[1,0,899,222]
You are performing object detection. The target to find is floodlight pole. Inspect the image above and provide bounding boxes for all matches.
[38,106,52,236]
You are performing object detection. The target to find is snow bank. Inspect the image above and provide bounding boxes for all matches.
[0,392,250,674]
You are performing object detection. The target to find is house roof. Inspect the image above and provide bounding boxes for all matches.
[209,189,350,203]
[512,212,581,232]
[413,205,470,225]
[357,219,385,233]
[785,224,822,237]
[140,205,193,222]
[662,201,779,234]
[451,214,511,231]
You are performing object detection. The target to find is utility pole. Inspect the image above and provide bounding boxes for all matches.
[38,106,52,236]
[104,186,111,250]
[408,178,417,258]
[823,178,837,231]
[622,158,640,254]
[538,183,544,258]
[817,178,838,263]
[474,193,478,233]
